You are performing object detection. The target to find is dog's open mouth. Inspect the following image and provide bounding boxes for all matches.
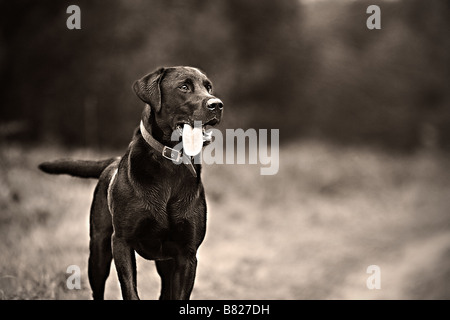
[175,120,216,156]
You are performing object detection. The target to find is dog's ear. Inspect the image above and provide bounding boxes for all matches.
[133,67,166,113]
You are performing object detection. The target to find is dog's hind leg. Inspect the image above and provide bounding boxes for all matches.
[88,181,113,300]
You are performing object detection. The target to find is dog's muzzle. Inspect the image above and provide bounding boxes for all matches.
[206,98,223,111]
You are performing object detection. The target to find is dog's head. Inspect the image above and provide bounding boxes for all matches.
[133,66,223,149]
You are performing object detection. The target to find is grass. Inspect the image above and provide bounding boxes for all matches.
[1,141,449,299]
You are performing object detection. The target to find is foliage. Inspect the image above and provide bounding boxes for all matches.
[0,0,449,151]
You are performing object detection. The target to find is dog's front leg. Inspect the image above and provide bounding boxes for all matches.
[173,254,198,300]
[112,233,139,300]
[156,254,197,300]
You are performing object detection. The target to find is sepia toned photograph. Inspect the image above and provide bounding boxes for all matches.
[0,0,449,301]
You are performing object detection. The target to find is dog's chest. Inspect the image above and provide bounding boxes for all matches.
[131,213,203,260]
[126,191,206,260]
[110,166,206,260]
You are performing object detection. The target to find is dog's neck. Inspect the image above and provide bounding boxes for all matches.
[141,106,176,147]
[139,106,197,178]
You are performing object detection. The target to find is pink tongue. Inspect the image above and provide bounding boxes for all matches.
[182,124,203,156]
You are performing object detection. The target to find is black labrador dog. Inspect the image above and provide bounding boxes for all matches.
[39,66,223,300]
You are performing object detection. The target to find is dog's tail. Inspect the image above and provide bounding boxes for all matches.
[38,157,119,179]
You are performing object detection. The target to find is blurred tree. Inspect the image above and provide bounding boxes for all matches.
[224,0,308,136]
[0,0,65,141]
[300,0,450,151]
[0,0,449,151]
[402,0,450,149]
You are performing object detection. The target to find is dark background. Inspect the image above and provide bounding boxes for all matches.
[1,0,449,151]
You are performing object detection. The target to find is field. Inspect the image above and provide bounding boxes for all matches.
[1,141,449,300]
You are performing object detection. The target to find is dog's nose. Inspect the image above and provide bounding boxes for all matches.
[206,98,223,111]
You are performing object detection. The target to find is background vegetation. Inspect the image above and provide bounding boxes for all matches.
[1,142,449,299]
[1,0,449,150]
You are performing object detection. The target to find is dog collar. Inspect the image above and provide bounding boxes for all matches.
[139,120,197,177]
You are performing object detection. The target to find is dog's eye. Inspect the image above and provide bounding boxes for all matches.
[206,85,213,94]
[179,84,189,92]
